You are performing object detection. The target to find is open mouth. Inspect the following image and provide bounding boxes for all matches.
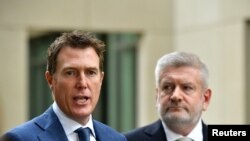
[73,96,89,104]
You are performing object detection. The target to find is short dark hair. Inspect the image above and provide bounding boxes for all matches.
[46,30,105,74]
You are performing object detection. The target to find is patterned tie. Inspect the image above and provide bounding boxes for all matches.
[175,137,193,141]
[74,127,90,141]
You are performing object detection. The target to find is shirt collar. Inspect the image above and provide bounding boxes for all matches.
[52,102,96,138]
[161,118,203,141]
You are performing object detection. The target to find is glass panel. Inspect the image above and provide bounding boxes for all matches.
[106,33,139,132]
[28,32,139,132]
[246,22,250,123]
[29,33,60,118]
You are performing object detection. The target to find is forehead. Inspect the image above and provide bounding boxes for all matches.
[160,66,201,83]
[57,46,99,67]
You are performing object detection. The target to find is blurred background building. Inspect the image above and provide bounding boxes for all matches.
[1,0,250,134]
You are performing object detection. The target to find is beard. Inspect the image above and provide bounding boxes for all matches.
[157,103,201,128]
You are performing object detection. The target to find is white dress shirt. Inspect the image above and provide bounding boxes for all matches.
[53,102,96,141]
[161,118,203,141]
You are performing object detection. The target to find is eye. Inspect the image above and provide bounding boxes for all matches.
[161,83,174,94]
[86,69,98,77]
[182,85,194,94]
[65,70,76,76]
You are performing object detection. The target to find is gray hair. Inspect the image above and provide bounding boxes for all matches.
[154,51,209,89]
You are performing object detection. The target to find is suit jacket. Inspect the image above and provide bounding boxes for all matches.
[0,107,127,141]
[124,119,208,141]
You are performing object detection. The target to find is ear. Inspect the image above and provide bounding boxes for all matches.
[202,88,212,111]
[155,87,160,107]
[155,87,159,100]
[45,71,53,89]
[100,71,104,85]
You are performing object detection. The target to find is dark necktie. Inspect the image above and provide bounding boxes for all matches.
[74,127,90,141]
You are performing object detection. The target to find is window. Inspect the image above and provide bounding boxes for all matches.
[246,21,250,123]
[29,31,139,132]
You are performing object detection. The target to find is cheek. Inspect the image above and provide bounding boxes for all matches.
[158,95,169,106]
[52,81,69,101]
[93,79,102,91]
[91,81,102,98]
[194,96,205,110]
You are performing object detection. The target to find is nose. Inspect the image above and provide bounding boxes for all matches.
[76,72,87,89]
[170,87,183,102]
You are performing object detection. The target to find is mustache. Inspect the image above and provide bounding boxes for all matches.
[166,102,186,110]
[168,100,183,106]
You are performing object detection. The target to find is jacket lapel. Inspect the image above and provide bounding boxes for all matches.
[202,121,208,141]
[93,120,109,141]
[144,120,207,141]
[144,120,167,141]
[35,107,68,141]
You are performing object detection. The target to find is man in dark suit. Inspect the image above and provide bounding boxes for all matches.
[1,30,127,141]
[124,52,212,141]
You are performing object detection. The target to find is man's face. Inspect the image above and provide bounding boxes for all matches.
[46,46,104,124]
[156,66,211,127]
